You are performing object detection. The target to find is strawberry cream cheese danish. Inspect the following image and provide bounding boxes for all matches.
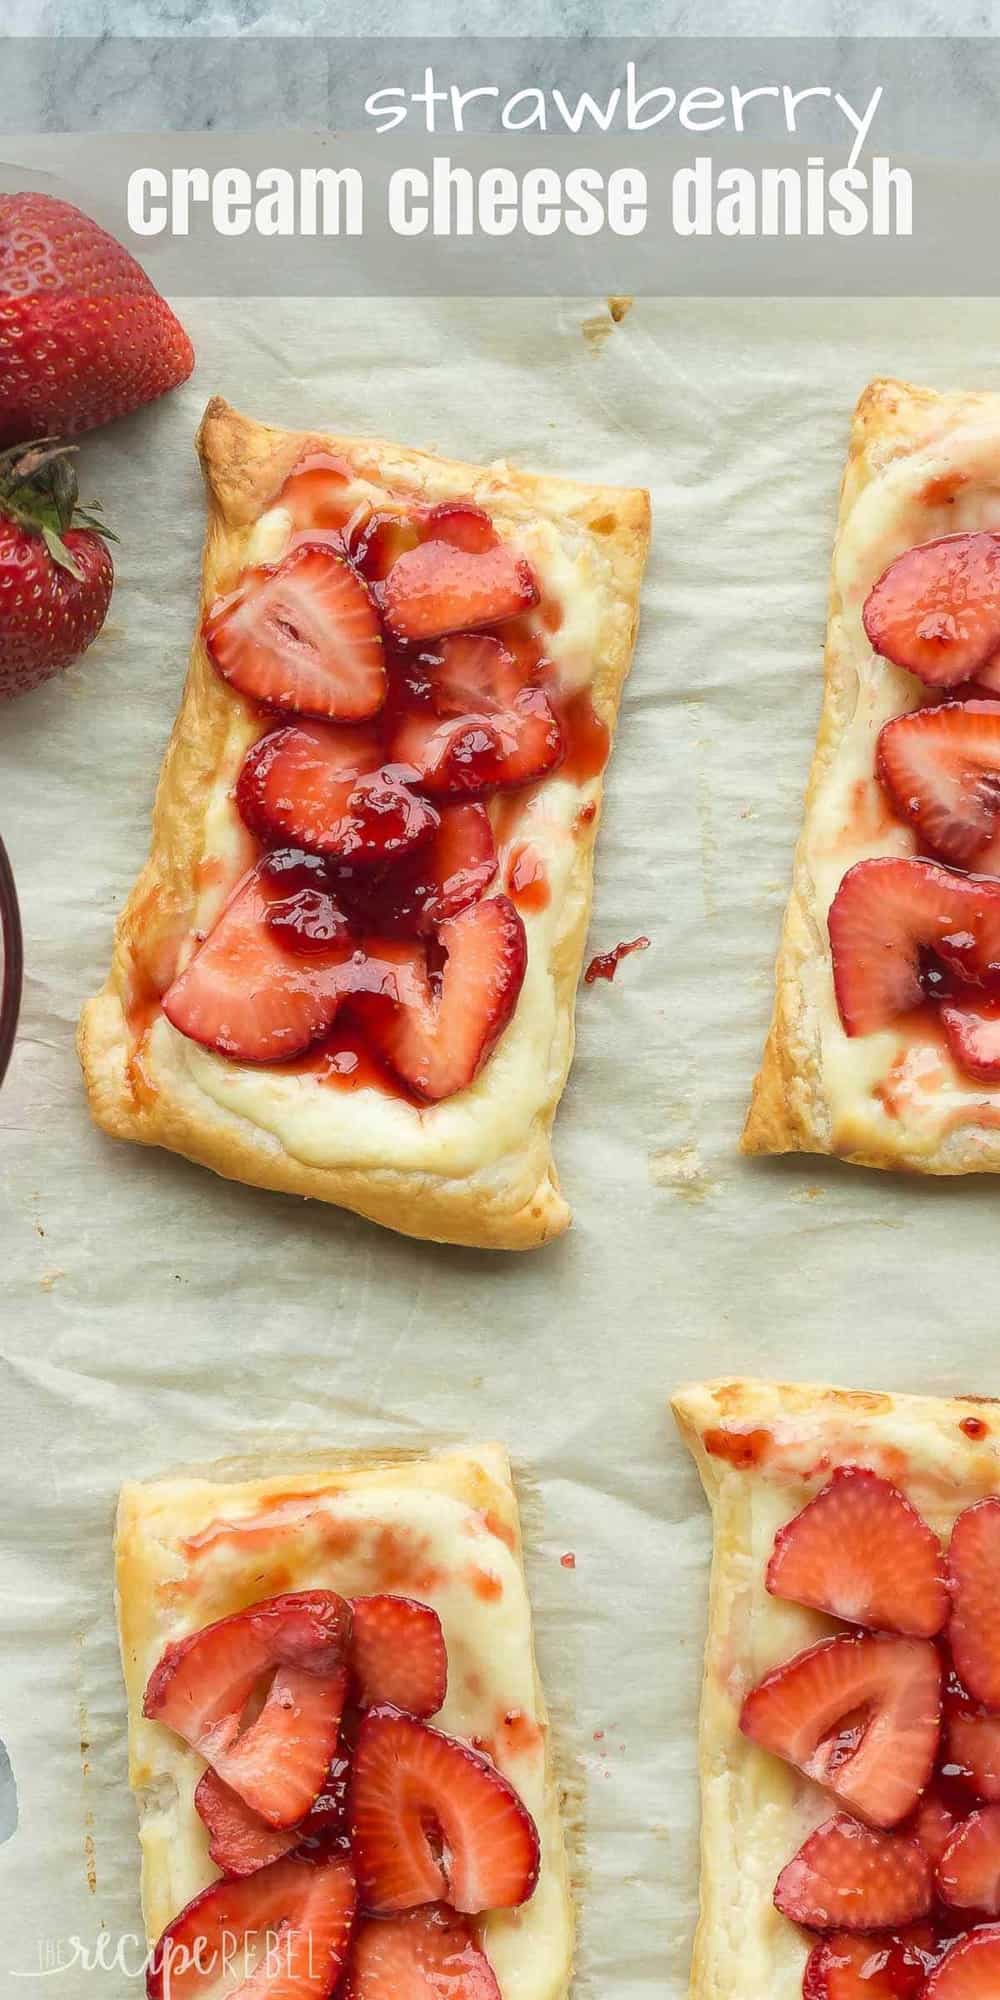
[745,377,1000,1172]
[79,399,649,1247]
[673,1376,1000,2000]
[116,1444,572,2000]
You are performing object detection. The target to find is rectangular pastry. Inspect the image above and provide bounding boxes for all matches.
[744,376,1000,1172]
[79,400,650,1249]
[673,1376,1000,2000]
[116,1442,573,2000]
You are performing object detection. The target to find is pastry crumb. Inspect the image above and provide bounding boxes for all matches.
[649,1144,716,1201]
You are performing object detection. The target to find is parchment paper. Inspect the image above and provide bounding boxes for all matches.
[3,293,1000,1995]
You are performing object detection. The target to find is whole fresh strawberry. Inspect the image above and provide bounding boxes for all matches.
[0,440,115,700]
[0,192,194,445]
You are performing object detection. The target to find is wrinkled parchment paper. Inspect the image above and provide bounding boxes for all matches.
[3,294,1000,1993]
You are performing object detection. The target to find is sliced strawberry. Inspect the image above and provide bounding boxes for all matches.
[339,804,497,938]
[236,721,437,865]
[803,1927,942,2000]
[775,1815,932,1932]
[941,996,1000,1081]
[949,1501,1000,1709]
[924,1926,1000,1997]
[205,544,386,722]
[828,858,1000,1036]
[863,535,1000,689]
[349,1597,447,1718]
[946,1702,1000,1802]
[389,711,508,798]
[279,452,353,532]
[194,1768,303,1877]
[382,541,538,644]
[146,1849,356,2000]
[876,702,1000,872]
[938,1806,1000,1913]
[766,1467,947,1638]
[344,1906,501,2000]
[740,1633,942,1829]
[349,1706,540,1914]
[912,1790,963,1870]
[427,632,528,714]
[143,1591,351,1827]
[389,635,563,795]
[195,1665,350,1877]
[358,895,527,1103]
[422,503,498,555]
[162,861,354,1063]
[352,512,422,585]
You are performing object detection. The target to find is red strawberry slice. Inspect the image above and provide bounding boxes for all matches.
[804,1927,942,2000]
[197,1739,355,1881]
[144,1591,351,1827]
[162,861,354,1062]
[195,1665,350,1877]
[740,1633,942,1829]
[946,1702,1000,1802]
[390,636,563,795]
[427,632,530,714]
[828,858,1000,1036]
[938,1806,1000,1913]
[876,702,1000,873]
[766,1467,947,1638]
[924,1926,1000,1998]
[236,722,438,865]
[205,544,386,722]
[940,996,1000,1081]
[349,1597,448,1718]
[422,503,498,555]
[349,1706,540,1914]
[340,804,497,938]
[863,535,1000,689]
[357,895,527,1103]
[913,1790,963,1870]
[194,1768,303,1877]
[389,712,506,797]
[949,1501,1000,1709]
[382,541,538,644]
[775,1815,932,1932]
[344,1905,501,2000]
[146,1848,356,2000]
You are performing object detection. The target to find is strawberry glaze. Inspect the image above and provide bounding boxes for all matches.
[506,843,550,913]
[585,935,650,985]
[703,1426,772,1468]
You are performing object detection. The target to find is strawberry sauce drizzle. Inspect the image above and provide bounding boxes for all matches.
[135,452,610,1101]
[703,1426,772,1468]
[960,1416,989,1440]
[506,842,550,913]
[585,936,650,984]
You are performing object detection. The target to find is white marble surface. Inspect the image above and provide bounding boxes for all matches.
[6,0,997,37]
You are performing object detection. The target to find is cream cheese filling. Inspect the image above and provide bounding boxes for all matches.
[803,419,1000,1154]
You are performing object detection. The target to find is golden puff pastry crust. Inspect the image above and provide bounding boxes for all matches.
[116,1441,573,2000]
[79,400,651,1249]
[671,1376,1000,2000]
[744,377,1000,1172]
